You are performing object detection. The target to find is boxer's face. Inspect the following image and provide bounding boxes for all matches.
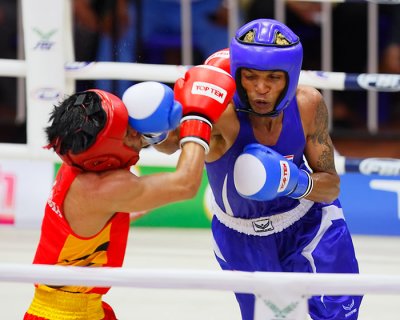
[124,126,143,153]
[240,68,286,114]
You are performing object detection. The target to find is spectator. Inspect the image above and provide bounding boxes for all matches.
[140,0,229,65]
[0,1,23,143]
[73,0,135,96]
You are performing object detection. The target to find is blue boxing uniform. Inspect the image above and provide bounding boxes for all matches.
[205,100,362,320]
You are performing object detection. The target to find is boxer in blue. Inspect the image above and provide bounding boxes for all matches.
[159,19,362,320]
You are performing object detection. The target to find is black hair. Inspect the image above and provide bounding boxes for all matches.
[45,91,107,155]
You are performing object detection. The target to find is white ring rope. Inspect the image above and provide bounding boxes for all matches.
[288,0,400,4]
[1,58,400,92]
[334,154,400,175]
[1,57,400,174]
[2,57,400,173]
[0,59,189,83]
[1,263,400,296]
[2,143,400,176]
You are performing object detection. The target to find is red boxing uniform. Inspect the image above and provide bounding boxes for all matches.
[24,164,130,320]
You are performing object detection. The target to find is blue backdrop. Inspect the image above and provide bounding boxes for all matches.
[340,174,400,236]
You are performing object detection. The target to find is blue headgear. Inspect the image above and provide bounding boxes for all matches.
[230,19,303,117]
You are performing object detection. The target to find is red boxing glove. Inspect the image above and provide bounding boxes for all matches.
[174,64,236,153]
[204,48,231,74]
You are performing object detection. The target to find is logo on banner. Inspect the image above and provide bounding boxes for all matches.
[357,74,400,92]
[65,62,93,70]
[32,28,58,50]
[314,71,329,79]
[31,87,62,101]
[0,166,16,224]
[370,179,400,220]
[359,158,400,175]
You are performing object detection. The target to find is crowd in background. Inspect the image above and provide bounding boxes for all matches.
[0,0,400,143]
[243,0,400,132]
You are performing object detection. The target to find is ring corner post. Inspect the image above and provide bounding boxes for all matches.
[21,0,66,157]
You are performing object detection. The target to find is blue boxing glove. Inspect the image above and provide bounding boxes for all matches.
[122,82,182,145]
[233,144,313,201]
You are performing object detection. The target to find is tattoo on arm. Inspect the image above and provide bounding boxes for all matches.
[309,99,335,172]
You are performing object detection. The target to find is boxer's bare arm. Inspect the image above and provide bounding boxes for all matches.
[65,142,205,236]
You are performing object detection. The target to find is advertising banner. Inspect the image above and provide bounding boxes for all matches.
[0,159,54,227]
[133,170,400,236]
[132,166,212,228]
[133,167,400,236]
[2,159,400,236]
[340,174,400,236]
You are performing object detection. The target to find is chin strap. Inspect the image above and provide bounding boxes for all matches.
[235,107,281,118]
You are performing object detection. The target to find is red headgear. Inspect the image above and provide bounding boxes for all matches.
[58,89,140,171]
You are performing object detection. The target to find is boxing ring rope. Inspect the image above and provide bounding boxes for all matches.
[1,58,400,92]
[288,0,400,3]
[2,263,400,296]
[1,58,400,174]
[1,2,400,319]
[1,263,400,320]
[1,0,400,166]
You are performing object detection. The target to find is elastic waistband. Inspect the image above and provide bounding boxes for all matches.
[26,286,104,320]
[211,197,314,236]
